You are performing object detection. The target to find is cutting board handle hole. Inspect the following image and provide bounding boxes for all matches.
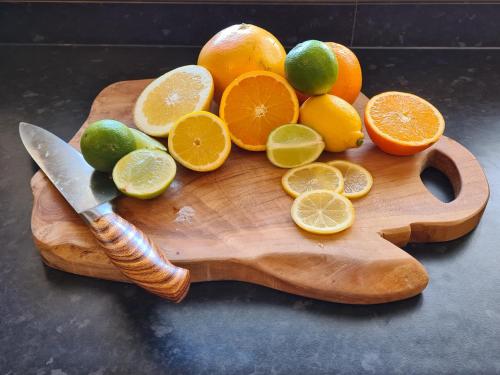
[420,150,459,203]
[420,167,454,203]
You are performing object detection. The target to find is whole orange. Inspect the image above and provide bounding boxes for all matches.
[297,42,362,104]
[198,24,286,102]
[327,42,362,104]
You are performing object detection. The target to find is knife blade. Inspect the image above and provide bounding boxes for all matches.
[20,122,190,302]
[19,122,119,213]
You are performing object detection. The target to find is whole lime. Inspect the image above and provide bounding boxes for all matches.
[285,40,338,95]
[80,119,136,172]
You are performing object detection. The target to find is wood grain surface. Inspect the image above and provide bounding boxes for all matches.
[30,79,489,304]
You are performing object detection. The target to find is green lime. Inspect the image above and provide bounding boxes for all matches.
[266,124,325,168]
[130,128,167,151]
[112,149,176,199]
[285,40,338,95]
[80,119,136,172]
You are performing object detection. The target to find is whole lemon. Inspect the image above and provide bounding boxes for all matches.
[80,119,136,172]
[285,40,338,95]
[299,95,364,152]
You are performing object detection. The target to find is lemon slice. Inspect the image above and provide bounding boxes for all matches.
[168,111,231,172]
[291,190,355,234]
[327,160,373,198]
[130,128,167,151]
[266,124,325,168]
[134,65,214,137]
[112,149,176,199]
[282,162,343,198]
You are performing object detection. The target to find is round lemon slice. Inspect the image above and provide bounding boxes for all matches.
[327,160,373,199]
[168,111,231,172]
[282,162,343,198]
[266,124,325,168]
[133,65,214,137]
[291,190,355,234]
[112,149,176,199]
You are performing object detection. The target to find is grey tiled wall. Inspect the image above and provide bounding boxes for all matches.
[1,2,499,47]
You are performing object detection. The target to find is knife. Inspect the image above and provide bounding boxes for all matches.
[20,122,190,302]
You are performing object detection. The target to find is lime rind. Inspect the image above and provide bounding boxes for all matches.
[130,128,167,151]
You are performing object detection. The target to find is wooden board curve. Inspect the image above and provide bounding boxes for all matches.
[30,80,489,304]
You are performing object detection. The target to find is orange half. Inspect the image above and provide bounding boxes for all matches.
[365,91,445,156]
[219,71,299,151]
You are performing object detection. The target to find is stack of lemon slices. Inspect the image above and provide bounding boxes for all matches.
[281,160,373,234]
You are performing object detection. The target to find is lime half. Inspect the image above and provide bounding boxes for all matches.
[266,124,325,168]
[112,149,176,199]
[130,128,167,151]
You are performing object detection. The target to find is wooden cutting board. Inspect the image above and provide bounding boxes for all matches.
[30,79,489,304]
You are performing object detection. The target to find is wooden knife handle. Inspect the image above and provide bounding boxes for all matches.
[82,204,190,302]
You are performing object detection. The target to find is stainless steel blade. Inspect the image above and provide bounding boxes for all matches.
[20,122,119,213]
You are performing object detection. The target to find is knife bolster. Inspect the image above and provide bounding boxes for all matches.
[80,202,114,222]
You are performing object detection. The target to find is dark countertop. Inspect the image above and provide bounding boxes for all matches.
[1,46,499,375]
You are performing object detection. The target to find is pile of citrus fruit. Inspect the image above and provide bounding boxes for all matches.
[80,23,445,235]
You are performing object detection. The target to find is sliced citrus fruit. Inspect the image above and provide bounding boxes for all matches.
[267,124,325,168]
[130,128,167,151]
[291,190,355,234]
[327,160,373,198]
[112,149,176,199]
[365,91,445,156]
[282,162,343,198]
[219,70,299,151]
[133,65,214,138]
[168,111,231,172]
